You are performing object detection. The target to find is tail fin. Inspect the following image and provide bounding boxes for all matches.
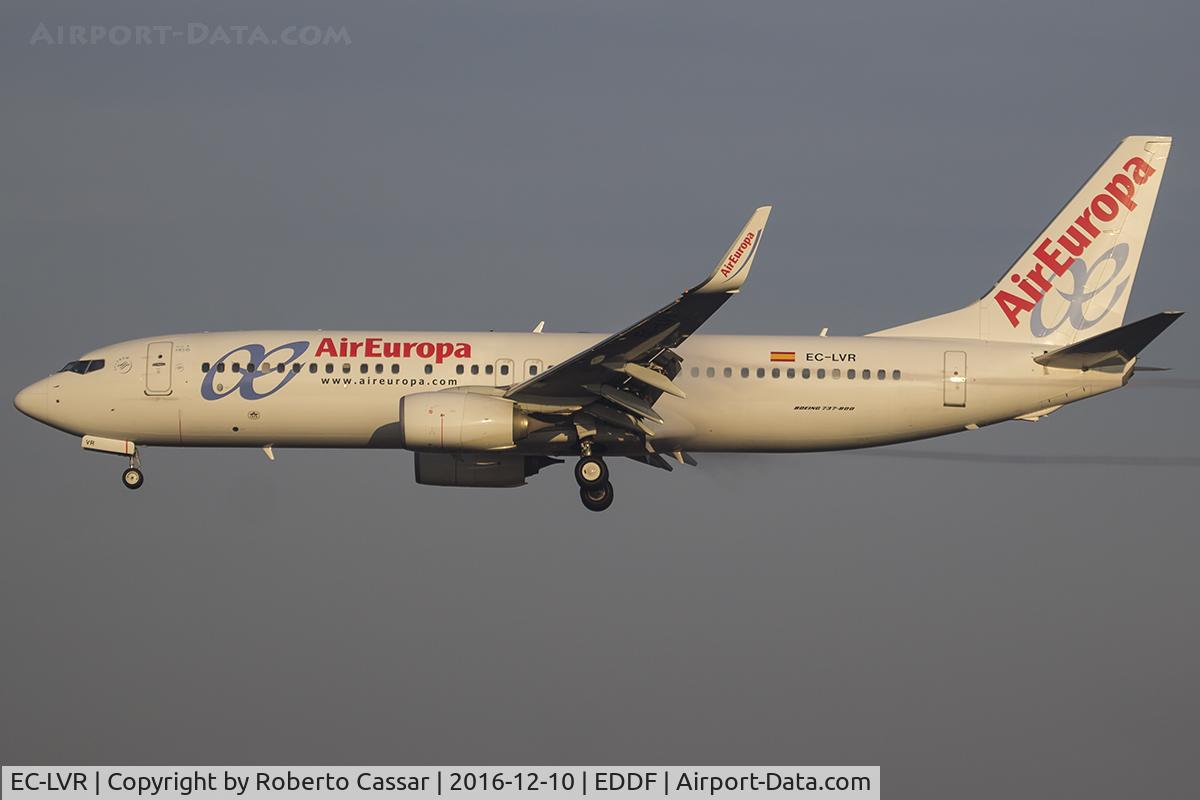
[871,136,1172,345]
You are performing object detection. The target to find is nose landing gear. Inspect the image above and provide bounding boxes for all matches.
[121,447,143,490]
[122,467,144,490]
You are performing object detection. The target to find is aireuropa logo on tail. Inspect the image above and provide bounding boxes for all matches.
[993,155,1156,329]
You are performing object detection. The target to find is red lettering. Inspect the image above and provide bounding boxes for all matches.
[402,342,416,357]
[1011,273,1043,302]
[1105,173,1137,211]
[315,337,337,357]
[720,232,754,277]
[995,291,1035,327]
[1075,207,1100,238]
[435,342,454,363]
[349,340,363,357]
[1026,264,1053,292]
[1034,238,1073,277]
[365,337,382,357]
[453,343,472,358]
[1091,193,1119,222]
[384,342,402,358]
[1057,225,1091,258]
[415,342,434,359]
[1124,156,1155,185]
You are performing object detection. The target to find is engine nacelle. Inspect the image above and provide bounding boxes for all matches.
[414,453,557,487]
[399,391,531,451]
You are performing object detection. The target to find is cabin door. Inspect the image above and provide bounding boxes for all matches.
[145,341,173,396]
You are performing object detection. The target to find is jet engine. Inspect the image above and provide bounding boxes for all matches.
[399,392,532,451]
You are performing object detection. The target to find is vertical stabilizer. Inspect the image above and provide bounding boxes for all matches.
[871,136,1172,345]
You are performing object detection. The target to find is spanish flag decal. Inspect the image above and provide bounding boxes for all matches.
[770,351,796,362]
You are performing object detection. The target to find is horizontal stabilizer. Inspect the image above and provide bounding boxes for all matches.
[1034,311,1183,370]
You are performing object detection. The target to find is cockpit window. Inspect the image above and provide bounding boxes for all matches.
[59,359,105,375]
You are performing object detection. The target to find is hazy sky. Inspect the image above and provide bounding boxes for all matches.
[2,2,1197,797]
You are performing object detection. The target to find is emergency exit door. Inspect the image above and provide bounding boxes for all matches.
[943,350,966,407]
[145,341,173,395]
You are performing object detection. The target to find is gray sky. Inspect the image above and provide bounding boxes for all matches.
[2,1,1198,796]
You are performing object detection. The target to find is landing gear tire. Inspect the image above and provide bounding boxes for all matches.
[574,456,609,488]
[580,481,614,512]
[122,467,144,490]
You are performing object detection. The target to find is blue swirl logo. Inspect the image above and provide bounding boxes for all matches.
[200,341,309,401]
[1030,244,1131,338]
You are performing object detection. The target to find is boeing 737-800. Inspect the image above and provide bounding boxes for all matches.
[14,136,1182,510]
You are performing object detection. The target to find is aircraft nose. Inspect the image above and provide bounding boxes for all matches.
[14,382,47,420]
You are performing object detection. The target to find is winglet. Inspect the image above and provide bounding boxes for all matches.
[691,206,772,294]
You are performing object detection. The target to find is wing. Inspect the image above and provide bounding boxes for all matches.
[505,207,771,430]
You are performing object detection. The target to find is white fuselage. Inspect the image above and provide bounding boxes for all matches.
[15,330,1129,454]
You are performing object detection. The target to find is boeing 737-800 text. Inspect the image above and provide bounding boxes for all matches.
[14,136,1182,510]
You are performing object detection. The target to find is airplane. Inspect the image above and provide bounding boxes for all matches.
[13,136,1183,511]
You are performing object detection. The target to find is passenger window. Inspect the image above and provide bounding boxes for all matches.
[529,365,537,376]
[877,369,886,380]
[425,364,433,374]
[471,364,479,375]
[261,362,270,372]
[771,367,780,378]
[217,362,226,373]
[360,363,368,374]
[832,369,841,379]
[893,369,902,380]
[246,362,256,372]
[375,363,383,374]
[202,362,211,372]
[486,364,494,375]
[802,368,811,379]
[848,369,856,379]
[392,364,400,374]
[457,364,465,375]
[691,367,700,378]
[277,364,285,373]
[326,363,334,374]
[309,363,318,374]
[817,368,826,379]
[741,368,750,378]
[862,368,871,380]
[500,364,509,376]
[786,368,795,379]
[232,363,241,373]
[292,363,301,373]
[342,363,350,374]
[756,368,765,378]
[723,367,732,378]
[706,367,715,378]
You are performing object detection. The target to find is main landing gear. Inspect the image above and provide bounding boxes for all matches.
[575,452,614,512]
